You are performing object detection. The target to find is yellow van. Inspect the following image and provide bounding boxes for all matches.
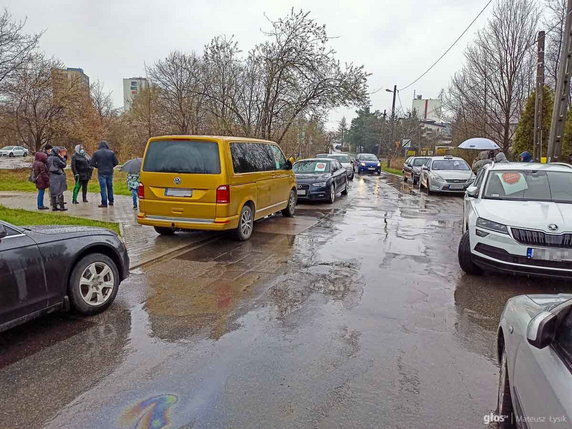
[137,136,297,240]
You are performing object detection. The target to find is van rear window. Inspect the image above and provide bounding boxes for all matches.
[143,140,220,174]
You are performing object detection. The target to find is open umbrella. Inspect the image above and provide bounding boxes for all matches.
[457,137,500,150]
[119,158,142,174]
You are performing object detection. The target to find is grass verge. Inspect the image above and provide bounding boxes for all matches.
[381,165,403,176]
[0,169,130,195]
[0,205,121,235]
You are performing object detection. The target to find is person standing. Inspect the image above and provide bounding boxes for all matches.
[47,147,68,211]
[71,144,92,204]
[90,140,119,208]
[519,151,533,162]
[32,151,50,210]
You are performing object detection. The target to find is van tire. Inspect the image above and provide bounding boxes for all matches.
[282,190,297,217]
[154,226,175,236]
[235,204,254,241]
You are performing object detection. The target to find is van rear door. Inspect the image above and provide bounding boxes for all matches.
[140,139,223,222]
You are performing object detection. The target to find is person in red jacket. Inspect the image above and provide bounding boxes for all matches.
[32,151,50,210]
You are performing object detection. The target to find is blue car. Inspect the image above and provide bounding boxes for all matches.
[354,153,381,174]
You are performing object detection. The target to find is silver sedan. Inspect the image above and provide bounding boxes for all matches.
[495,294,572,428]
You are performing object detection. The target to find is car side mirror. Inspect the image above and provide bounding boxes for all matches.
[527,311,557,349]
[422,165,429,171]
[0,224,7,241]
[285,160,293,170]
[466,186,479,198]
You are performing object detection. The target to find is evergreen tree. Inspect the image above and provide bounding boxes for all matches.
[512,86,553,158]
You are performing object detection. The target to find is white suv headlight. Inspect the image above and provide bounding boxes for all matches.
[430,172,445,181]
[476,217,509,235]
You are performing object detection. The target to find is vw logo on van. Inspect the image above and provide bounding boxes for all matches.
[548,224,559,231]
[173,177,181,185]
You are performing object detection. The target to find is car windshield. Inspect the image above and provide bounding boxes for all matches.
[483,170,572,203]
[358,154,377,161]
[2,146,14,150]
[328,154,351,163]
[412,158,429,166]
[432,159,469,171]
[293,160,331,174]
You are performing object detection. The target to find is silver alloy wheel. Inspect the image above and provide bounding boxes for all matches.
[79,261,115,306]
[330,184,335,202]
[288,191,296,213]
[240,207,253,237]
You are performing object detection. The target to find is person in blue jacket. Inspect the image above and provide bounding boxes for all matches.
[519,151,533,162]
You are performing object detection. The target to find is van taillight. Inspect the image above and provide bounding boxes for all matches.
[138,183,145,199]
[216,185,230,203]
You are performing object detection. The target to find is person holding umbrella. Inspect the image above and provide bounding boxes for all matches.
[120,158,142,209]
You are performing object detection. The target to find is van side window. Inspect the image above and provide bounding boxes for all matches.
[231,143,276,173]
[270,145,288,170]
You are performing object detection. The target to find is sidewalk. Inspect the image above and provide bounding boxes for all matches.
[0,191,213,268]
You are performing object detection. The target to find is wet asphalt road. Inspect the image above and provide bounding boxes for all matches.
[2,174,572,429]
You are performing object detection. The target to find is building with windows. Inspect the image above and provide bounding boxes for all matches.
[412,96,442,122]
[123,77,148,110]
[51,67,90,98]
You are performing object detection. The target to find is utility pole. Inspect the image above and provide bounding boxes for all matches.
[533,31,545,162]
[386,85,397,164]
[548,0,572,162]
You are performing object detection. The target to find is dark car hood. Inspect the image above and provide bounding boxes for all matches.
[295,173,331,182]
[23,225,117,243]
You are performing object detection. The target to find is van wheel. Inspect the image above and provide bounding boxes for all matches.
[68,253,119,315]
[458,231,482,275]
[235,204,254,241]
[154,226,175,236]
[282,190,297,217]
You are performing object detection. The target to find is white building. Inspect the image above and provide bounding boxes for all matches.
[123,77,149,111]
[412,96,442,122]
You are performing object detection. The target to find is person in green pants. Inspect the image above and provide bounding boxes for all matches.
[71,144,93,204]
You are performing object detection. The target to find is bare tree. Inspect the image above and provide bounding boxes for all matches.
[448,0,539,150]
[0,10,41,88]
[3,54,83,151]
[253,9,369,143]
[147,51,205,134]
[544,0,567,88]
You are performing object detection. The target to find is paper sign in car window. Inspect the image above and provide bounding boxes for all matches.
[315,163,327,172]
[499,172,528,195]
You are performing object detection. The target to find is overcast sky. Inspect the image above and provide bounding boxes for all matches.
[4,0,493,130]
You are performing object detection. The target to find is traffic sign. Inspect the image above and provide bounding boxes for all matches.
[402,139,411,148]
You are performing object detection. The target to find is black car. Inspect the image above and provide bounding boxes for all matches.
[402,156,430,185]
[0,221,129,332]
[293,158,348,203]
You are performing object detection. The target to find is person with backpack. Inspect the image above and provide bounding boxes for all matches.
[32,151,50,210]
[47,147,68,211]
[71,144,93,204]
[90,140,119,208]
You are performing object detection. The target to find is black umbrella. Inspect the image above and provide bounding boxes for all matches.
[119,158,142,174]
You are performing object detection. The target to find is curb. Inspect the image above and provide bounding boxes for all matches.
[129,233,223,270]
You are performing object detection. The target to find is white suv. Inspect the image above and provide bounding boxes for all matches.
[459,162,572,279]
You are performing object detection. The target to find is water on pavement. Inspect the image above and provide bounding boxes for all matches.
[1,174,571,429]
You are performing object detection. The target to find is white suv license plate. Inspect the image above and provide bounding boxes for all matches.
[165,188,193,197]
[527,248,572,262]
[449,184,464,190]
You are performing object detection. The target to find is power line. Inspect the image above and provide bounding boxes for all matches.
[399,0,493,92]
